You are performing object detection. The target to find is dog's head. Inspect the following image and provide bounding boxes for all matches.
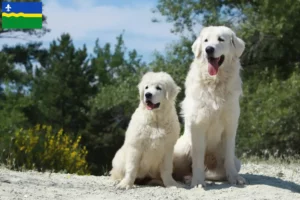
[192,26,245,76]
[138,72,181,111]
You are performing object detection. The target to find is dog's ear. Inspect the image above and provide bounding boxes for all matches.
[137,71,150,101]
[231,33,245,58]
[166,84,181,101]
[192,27,207,58]
[191,37,202,58]
[137,81,144,102]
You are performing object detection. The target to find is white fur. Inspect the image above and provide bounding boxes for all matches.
[173,26,246,187]
[110,72,182,189]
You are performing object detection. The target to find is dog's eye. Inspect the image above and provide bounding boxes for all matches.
[145,86,148,89]
[204,39,208,42]
[156,86,162,90]
[218,37,224,42]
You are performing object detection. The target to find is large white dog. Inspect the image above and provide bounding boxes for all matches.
[110,72,182,189]
[173,26,246,187]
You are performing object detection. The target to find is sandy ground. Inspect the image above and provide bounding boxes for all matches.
[0,162,300,200]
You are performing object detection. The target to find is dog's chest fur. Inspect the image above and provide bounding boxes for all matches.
[199,79,227,111]
[127,107,179,151]
[140,118,173,150]
[186,70,229,111]
[182,59,242,121]
[137,117,176,176]
[145,127,165,150]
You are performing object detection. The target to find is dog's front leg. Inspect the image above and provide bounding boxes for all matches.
[160,145,183,188]
[223,131,245,185]
[188,121,208,188]
[224,106,246,185]
[117,146,141,189]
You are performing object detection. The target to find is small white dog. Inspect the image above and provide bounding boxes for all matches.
[110,71,182,189]
[173,26,246,187]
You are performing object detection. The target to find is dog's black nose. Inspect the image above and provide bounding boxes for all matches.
[205,46,214,55]
[145,92,152,99]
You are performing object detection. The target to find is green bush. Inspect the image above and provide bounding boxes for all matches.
[83,76,140,175]
[1,125,89,175]
[237,65,300,158]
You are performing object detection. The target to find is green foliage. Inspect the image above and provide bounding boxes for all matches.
[2,42,49,83]
[1,125,89,175]
[83,81,140,174]
[0,86,32,136]
[91,34,146,87]
[154,0,252,34]
[0,49,34,137]
[0,51,17,97]
[32,34,96,135]
[238,65,300,158]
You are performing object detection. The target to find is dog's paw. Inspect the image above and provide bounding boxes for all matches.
[116,179,133,190]
[162,176,185,188]
[112,180,120,185]
[227,173,246,185]
[191,174,206,188]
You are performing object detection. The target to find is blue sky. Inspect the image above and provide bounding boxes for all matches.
[1,0,187,63]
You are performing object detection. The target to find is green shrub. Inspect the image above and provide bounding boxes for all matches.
[2,125,89,175]
[237,66,300,159]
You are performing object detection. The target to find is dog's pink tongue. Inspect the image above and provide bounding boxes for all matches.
[146,103,155,110]
[208,58,220,76]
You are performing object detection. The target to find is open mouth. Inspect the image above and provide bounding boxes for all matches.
[208,55,225,76]
[146,100,160,110]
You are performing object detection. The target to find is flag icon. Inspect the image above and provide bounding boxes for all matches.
[2,2,42,29]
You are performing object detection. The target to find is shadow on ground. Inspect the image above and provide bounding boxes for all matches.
[204,173,300,193]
